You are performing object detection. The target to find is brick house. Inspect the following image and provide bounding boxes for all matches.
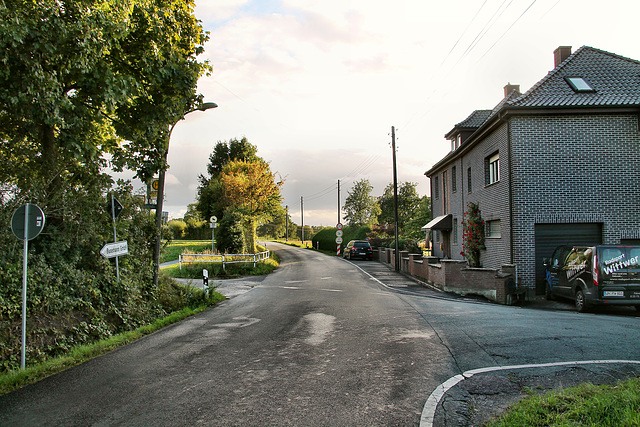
[424,46,640,295]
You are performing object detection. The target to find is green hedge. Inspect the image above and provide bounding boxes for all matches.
[312,226,371,253]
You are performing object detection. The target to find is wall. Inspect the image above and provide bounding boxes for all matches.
[378,248,518,304]
[510,114,640,285]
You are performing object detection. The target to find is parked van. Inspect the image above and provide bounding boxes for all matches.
[544,245,640,312]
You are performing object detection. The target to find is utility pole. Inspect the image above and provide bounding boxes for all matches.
[392,126,400,272]
[337,179,341,224]
[285,205,289,241]
[300,196,304,242]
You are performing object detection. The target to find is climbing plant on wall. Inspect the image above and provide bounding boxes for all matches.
[461,202,485,267]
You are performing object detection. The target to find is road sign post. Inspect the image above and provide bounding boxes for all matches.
[210,216,217,252]
[336,223,343,255]
[11,203,45,370]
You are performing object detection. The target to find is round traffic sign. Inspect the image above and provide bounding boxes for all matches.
[151,179,159,190]
[336,223,343,230]
[210,216,217,223]
[336,237,343,244]
[336,230,343,237]
[11,204,45,241]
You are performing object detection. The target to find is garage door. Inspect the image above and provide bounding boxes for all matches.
[534,223,602,294]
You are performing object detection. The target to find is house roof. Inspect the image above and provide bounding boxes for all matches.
[510,46,640,108]
[426,46,640,177]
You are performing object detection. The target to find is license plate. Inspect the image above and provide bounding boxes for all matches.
[359,252,366,256]
[604,291,624,297]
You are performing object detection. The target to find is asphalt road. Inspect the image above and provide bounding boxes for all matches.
[2,242,640,426]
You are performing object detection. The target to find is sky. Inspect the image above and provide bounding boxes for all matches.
[148,0,640,226]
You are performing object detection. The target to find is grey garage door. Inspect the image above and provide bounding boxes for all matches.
[534,223,602,294]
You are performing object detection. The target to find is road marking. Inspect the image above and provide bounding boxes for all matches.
[279,286,301,290]
[420,359,640,427]
[321,289,343,292]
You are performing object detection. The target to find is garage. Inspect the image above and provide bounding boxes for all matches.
[534,223,603,294]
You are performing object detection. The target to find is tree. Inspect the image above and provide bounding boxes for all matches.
[197,138,261,221]
[343,179,381,227]
[405,196,432,240]
[377,182,422,235]
[217,160,283,252]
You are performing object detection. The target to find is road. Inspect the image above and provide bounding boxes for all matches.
[1,242,640,426]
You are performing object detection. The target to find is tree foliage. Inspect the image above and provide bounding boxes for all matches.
[0,0,211,371]
[197,138,283,253]
[377,182,422,235]
[343,179,381,228]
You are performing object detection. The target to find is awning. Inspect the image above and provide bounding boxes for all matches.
[421,214,453,231]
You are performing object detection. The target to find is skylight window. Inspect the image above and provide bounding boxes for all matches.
[565,76,595,93]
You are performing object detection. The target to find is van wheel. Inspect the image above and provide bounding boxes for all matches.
[575,289,588,313]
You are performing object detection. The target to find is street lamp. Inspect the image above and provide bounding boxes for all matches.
[152,102,218,288]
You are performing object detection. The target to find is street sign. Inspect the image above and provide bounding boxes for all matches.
[336,230,343,237]
[336,237,343,244]
[336,223,343,230]
[100,241,129,259]
[11,204,45,241]
[210,216,217,223]
[106,197,123,219]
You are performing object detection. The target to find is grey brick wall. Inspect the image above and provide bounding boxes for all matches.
[510,114,640,285]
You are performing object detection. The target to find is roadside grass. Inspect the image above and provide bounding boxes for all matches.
[164,256,279,279]
[271,240,312,249]
[160,240,212,263]
[0,291,226,396]
[485,377,640,426]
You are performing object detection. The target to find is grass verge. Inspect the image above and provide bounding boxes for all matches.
[160,240,213,263]
[486,376,640,426]
[0,292,225,396]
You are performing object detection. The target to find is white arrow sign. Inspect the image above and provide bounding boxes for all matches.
[100,241,129,258]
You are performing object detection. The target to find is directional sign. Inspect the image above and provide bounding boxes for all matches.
[11,204,45,241]
[100,241,129,259]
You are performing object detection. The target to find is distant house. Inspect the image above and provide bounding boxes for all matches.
[424,46,640,295]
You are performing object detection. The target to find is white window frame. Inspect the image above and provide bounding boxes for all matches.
[488,153,500,184]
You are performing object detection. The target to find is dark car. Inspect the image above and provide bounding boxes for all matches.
[343,240,373,260]
[544,245,640,312]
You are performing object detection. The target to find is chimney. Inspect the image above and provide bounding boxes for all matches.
[504,83,520,98]
[554,46,572,67]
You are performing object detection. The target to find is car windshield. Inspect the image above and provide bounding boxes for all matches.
[354,242,370,248]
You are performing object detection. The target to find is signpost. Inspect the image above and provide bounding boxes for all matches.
[107,195,125,281]
[11,203,45,370]
[210,216,218,252]
[336,223,343,256]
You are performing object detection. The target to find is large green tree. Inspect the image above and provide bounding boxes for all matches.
[377,182,422,235]
[0,0,211,370]
[197,137,262,221]
[343,179,380,227]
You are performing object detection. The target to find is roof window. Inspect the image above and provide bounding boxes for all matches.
[565,76,595,93]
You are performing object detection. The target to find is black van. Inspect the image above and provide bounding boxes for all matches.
[544,245,640,312]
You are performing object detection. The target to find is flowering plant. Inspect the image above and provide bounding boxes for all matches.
[460,202,485,267]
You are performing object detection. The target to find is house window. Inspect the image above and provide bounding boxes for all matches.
[434,176,439,199]
[453,218,458,245]
[485,152,500,185]
[565,76,595,93]
[451,166,457,193]
[467,167,472,193]
[442,170,448,212]
[486,220,501,238]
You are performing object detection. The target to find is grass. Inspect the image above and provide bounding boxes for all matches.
[0,292,225,396]
[485,377,640,426]
[160,240,213,263]
[164,256,279,279]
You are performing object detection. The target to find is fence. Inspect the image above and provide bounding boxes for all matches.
[178,250,271,270]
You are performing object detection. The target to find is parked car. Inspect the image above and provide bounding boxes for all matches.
[343,240,373,260]
[543,245,640,312]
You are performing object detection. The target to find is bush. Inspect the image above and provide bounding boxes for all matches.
[312,225,371,253]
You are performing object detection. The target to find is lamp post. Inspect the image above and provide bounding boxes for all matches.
[152,102,218,288]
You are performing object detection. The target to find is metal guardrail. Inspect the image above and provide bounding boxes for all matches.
[178,250,271,270]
